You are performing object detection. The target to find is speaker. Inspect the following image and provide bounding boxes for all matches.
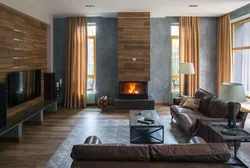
[0,83,7,128]
[44,72,55,100]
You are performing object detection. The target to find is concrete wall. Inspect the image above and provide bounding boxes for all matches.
[87,17,118,99]
[200,17,218,94]
[230,3,250,20]
[149,18,177,103]
[53,18,68,95]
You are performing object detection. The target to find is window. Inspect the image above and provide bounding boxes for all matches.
[231,18,250,97]
[87,23,96,91]
[171,24,179,91]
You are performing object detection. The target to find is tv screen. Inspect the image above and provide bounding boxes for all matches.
[8,70,41,107]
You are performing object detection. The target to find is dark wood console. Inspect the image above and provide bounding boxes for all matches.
[0,100,57,141]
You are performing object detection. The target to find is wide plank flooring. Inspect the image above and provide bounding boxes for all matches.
[0,105,249,168]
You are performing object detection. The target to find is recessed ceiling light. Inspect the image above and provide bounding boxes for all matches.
[189,5,198,7]
[85,5,95,7]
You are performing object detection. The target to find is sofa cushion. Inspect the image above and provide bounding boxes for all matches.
[149,143,230,163]
[208,97,229,118]
[199,95,213,115]
[194,88,214,114]
[71,144,150,161]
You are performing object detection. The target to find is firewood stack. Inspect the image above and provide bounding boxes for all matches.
[98,96,108,109]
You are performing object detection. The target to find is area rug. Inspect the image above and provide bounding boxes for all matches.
[46,116,250,168]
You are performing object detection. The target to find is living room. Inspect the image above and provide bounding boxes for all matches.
[0,0,250,167]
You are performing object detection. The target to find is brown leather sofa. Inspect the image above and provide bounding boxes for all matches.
[70,136,232,168]
[170,88,248,142]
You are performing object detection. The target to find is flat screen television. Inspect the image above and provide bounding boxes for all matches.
[8,70,41,107]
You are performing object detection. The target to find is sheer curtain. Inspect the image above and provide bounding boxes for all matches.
[241,22,250,95]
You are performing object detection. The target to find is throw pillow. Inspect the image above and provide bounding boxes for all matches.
[180,95,192,106]
[182,98,201,111]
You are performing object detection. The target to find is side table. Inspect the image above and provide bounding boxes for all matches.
[208,125,250,167]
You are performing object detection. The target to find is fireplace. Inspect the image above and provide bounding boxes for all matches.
[119,81,148,99]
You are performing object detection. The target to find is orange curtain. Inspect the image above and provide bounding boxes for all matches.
[64,17,88,108]
[179,17,200,96]
[217,14,231,94]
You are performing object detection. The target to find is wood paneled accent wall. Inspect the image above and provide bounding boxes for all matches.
[118,12,150,81]
[0,5,48,118]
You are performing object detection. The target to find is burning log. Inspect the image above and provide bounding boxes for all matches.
[98,96,108,109]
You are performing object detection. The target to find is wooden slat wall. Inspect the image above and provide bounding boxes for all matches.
[118,12,150,81]
[0,5,48,118]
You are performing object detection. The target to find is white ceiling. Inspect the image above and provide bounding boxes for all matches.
[48,0,250,17]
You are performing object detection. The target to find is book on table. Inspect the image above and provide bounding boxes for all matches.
[137,117,155,124]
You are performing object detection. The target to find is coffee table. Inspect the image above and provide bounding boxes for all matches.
[129,110,164,144]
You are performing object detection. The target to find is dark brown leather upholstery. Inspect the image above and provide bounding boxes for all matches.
[71,144,150,161]
[149,143,230,163]
[71,161,232,168]
[171,88,248,144]
[189,136,206,144]
[71,136,232,168]
[170,105,208,136]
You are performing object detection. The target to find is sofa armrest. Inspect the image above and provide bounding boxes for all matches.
[189,136,206,144]
[84,136,102,144]
[238,111,248,128]
[173,97,181,105]
[198,117,242,126]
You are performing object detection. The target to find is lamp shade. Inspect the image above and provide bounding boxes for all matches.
[179,62,195,74]
[219,83,247,102]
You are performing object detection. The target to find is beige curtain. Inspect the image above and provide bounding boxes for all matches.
[179,17,200,96]
[217,14,231,94]
[64,17,88,108]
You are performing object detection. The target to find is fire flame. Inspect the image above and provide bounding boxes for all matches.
[128,83,140,94]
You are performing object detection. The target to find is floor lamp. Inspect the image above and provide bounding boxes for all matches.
[179,62,195,96]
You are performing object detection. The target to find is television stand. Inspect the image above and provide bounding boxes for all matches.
[0,100,57,141]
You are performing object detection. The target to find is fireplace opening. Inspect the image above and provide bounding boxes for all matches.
[119,82,148,99]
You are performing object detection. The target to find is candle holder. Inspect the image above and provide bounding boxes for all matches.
[56,81,60,100]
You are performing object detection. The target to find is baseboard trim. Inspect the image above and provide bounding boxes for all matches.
[0,135,24,142]
[154,102,170,106]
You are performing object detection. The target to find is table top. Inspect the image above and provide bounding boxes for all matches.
[241,101,250,113]
[208,125,250,141]
[129,110,163,127]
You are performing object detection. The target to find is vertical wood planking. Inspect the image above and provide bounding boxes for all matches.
[118,12,150,81]
[0,5,48,118]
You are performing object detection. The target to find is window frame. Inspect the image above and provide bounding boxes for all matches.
[231,17,250,98]
[171,24,179,91]
[87,23,96,90]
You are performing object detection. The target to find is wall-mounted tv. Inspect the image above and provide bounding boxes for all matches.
[8,70,41,108]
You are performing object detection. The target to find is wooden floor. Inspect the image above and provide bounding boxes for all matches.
[0,105,249,168]
[0,105,169,167]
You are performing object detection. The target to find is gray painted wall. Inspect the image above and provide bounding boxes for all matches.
[87,17,118,99]
[149,18,175,103]
[53,17,118,101]
[200,17,218,95]
[53,18,68,104]
[230,3,250,20]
